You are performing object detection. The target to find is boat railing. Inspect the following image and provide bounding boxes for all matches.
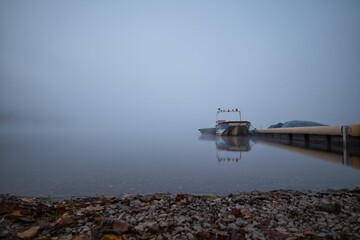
[216,108,242,122]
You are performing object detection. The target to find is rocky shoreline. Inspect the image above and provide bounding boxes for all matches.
[1,189,359,240]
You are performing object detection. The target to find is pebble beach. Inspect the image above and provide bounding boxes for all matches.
[1,189,360,239]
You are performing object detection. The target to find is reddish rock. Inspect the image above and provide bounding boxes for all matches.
[16,226,40,239]
[112,220,129,233]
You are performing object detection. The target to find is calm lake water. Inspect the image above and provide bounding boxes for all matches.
[1,126,359,198]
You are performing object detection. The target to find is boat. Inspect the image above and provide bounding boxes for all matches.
[198,128,216,134]
[199,108,252,136]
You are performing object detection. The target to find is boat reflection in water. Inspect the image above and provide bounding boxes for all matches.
[199,135,252,162]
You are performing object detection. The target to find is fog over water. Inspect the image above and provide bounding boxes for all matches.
[1,1,360,196]
[1,1,360,131]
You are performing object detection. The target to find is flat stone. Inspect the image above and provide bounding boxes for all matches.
[288,227,298,233]
[235,218,245,226]
[228,223,238,230]
[275,227,288,234]
[186,233,195,240]
[193,225,202,232]
[134,224,145,232]
[112,220,129,233]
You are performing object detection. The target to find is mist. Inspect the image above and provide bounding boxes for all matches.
[1,0,360,137]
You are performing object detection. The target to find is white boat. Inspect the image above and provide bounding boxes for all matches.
[199,108,251,136]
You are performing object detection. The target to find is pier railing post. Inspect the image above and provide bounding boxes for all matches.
[342,125,349,165]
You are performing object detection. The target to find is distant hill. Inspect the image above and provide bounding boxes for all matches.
[269,120,328,129]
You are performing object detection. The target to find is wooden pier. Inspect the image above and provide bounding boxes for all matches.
[255,124,360,147]
[255,124,360,169]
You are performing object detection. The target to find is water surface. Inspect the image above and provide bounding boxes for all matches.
[1,125,359,198]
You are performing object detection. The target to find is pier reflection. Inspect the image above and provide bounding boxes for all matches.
[254,137,360,170]
[199,135,253,162]
[198,134,360,168]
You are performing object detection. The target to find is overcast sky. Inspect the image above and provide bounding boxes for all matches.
[1,0,359,133]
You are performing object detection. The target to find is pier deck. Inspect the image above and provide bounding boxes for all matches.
[256,124,360,137]
[255,124,360,147]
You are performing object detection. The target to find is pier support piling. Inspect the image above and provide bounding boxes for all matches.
[342,125,350,165]
[342,125,349,148]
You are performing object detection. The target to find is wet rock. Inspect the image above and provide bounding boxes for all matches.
[227,214,236,221]
[16,226,41,239]
[252,230,266,240]
[230,208,241,218]
[112,220,129,233]
[196,231,212,239]
[240,208,251,218]
[193,224,202,232]
[72,234,93,240]
[228,223,238,230]
[147,222,160,233]
[317,203,342,214]
[235,218,245,226]
[134,223,145,232]
[175,194,187,202]
[186,232,195,240]
[287,228,299,233]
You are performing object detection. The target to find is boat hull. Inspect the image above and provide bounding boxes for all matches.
[216,121,250,136]
[198,128,217,134]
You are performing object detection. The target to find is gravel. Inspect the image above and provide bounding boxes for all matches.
[0,188,359,239]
